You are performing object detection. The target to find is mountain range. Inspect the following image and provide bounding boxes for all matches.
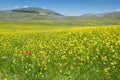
[0,7,63,20]
[0,7,120,21]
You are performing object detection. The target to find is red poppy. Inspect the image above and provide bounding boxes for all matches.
[25,50,30,54]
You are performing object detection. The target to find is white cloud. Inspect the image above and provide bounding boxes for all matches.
[15,6,19,9]
[23,5,28,8]
[116,8,120,12]
[43,7,47,9]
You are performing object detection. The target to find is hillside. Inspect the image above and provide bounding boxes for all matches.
[0,7,64,20]
[0,7,120,25]
[63,12,120,25]
[64,12,120,20]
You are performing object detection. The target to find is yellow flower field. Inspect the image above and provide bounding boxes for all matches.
[0,22,120,80]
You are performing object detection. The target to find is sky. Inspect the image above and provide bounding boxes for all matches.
[0,0,120,16]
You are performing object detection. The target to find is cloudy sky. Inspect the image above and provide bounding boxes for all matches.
[0,0,120,16]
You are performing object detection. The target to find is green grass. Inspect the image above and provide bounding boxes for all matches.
[0,21,120,80]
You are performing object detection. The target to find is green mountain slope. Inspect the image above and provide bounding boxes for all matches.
[12,7,63,16]
[63,12,120,25]
[64,12,120,20]
[0,7,120,26]
[0,7,64,20]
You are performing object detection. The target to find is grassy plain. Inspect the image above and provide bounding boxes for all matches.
[0,21,120,80]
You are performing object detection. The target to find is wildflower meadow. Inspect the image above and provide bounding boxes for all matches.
[0,22,120,80]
